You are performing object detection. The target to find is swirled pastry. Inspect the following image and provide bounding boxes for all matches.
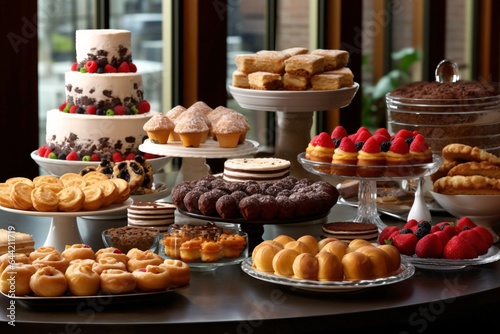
[442,144,500,165]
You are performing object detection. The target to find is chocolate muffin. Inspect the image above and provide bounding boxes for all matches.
[238,196,261,220]
[183,190,204,213]
[198,189,227,216]
[216,194,239,219]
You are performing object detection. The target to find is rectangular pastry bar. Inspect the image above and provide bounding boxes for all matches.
[255,50,290,74]
[324,67,354,87]
[283,73,310,91]
[248,71,283,90]
[311,49,349,71]
[232,70,250,88]
[235,54,259,74]
[282,47,309,57]
[284,54,325,78]
[311,73,341,91]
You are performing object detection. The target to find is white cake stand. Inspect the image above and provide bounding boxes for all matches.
[139,139,259,182]
[228,84,359,179]
[0,199,132,252]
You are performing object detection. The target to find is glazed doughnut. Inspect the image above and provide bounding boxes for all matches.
[132,264,171,291]
[110,178,131,203]
[292,253,319,280]
[316,251,343,281]
[96,179,119,207]
[32,252,70,273]
[126,249,163,272]
[100,269,136,294]
[92,256,127,275]
[65,263,100,296]
[1,263,38,296]
[442,143,500,165]
[59,173,87,188]
[29,246,60,262]
[61,244,95,262]
[272,248,300,277]
[160,259,190,287]
[29,266,68,297]
[10,182,34,211]
[57,186,85,212]
[95,247,129,264]
[81,184,104,211]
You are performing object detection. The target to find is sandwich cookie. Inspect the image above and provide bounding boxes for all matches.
[127,202,176,232]
[321,222,379,243]
[223,158,291,183]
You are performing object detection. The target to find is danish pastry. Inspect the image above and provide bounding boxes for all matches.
[0,183,13,208]
[160,259,190,287]
[57,186,85,212]
[81,184,104,211]
[433,175,500,195]
[110,178,131,203]
[82,171,109,185]
[1,263,38,296]
[10,182,34,211]
[29,266,68,297]
[132,264,171,291]
[59,173,87,188]
[442,144,500,166]
[65,263,100,296]
[96,179,118,207]
[100,269,136,294]
[31,185,59,212]
[61,244,95,262]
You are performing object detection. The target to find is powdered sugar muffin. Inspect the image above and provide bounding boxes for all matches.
[212,112,249,148]
[143,113,174,144]
[174,114,210,147]
[166,105,187,141]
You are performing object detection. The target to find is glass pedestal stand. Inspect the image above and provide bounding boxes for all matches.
[355,179,386,230]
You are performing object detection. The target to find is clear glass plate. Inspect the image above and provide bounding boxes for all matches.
[241,258,415,292]
[401,245,500,270]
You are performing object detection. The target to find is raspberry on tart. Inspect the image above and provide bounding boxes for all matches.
[357,136,386,177]
[409,134,433,163]
[305,132,335,163]
[331,137,358,176]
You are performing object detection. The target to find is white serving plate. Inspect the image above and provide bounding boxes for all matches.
[228,83,359,112]
[139,139,259,158]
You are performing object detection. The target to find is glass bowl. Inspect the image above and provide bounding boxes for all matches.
[102,226,160,253]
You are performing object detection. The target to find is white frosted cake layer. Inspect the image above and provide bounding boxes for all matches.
[76,29,132,67]
[45,109,156,158]
[65,71,143,110]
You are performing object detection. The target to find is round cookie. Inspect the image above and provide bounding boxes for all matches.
[322,222,379,243]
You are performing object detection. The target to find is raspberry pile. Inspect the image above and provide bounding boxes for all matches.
[379,217,494,259]
[37,145,160,163]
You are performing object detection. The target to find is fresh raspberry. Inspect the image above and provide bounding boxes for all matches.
[129,62,137,72]
[58,102,67,111]
[356,126,371,135]
[311,132,334,148]
[354,130,371,143]
[360,137,381,153]
[137,100,151,114]
[395,129,413,139]
[104,64,117,73]
[338,137,357,152]
[374,128,391,140]
[38,145,48,157]
[348,133,358,142]
[69,105,78,114]
[409,134,429,152]
[90,153,100,162]
[143,153,156,159]
[86,105,97,115]
[330,126,348,140]
[114,105,126,116]
[112,152,124,162]
[389,136,409,154]
[85,60,98,73]
[66,151,79,161]
[371,134,387,145]
[71,62,78,71]
[125,153,136,161]
[117,61,130,73]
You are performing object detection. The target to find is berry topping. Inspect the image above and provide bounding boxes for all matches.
[96,108,106,116]
[380,141,392,152]
[311,132,335,148]
[125,153,136,161]
[69,105,78,114]
[86,105,97,115]
[338,137,357,153]
[112,152,124,163]
[59,102,67,111]
[85,60,98,73]
[143,153,156,159]
[137,100,151,114]
[38,145,48,157]
[389,137,409,154]
[43,148,53,158]
[409,134,430,152]
[48,152,57,159]
[66,151,79,161]
[356,126,371,135]
[374,128,391,140]
[354,130,371,143]
[104,64,117,73]
[76,107,86,114]
[82,155,91,161]
[371,134,387,145]
[106,109,115,116]
[90,153,100,162]
[117,61,130,73]
[394,129,413,139]
[129,62,137,72]
[330,126,348,140]
[71,62,78,71]
[114,105,126,116]
[113,249,123,254]
[360,137,381,153]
